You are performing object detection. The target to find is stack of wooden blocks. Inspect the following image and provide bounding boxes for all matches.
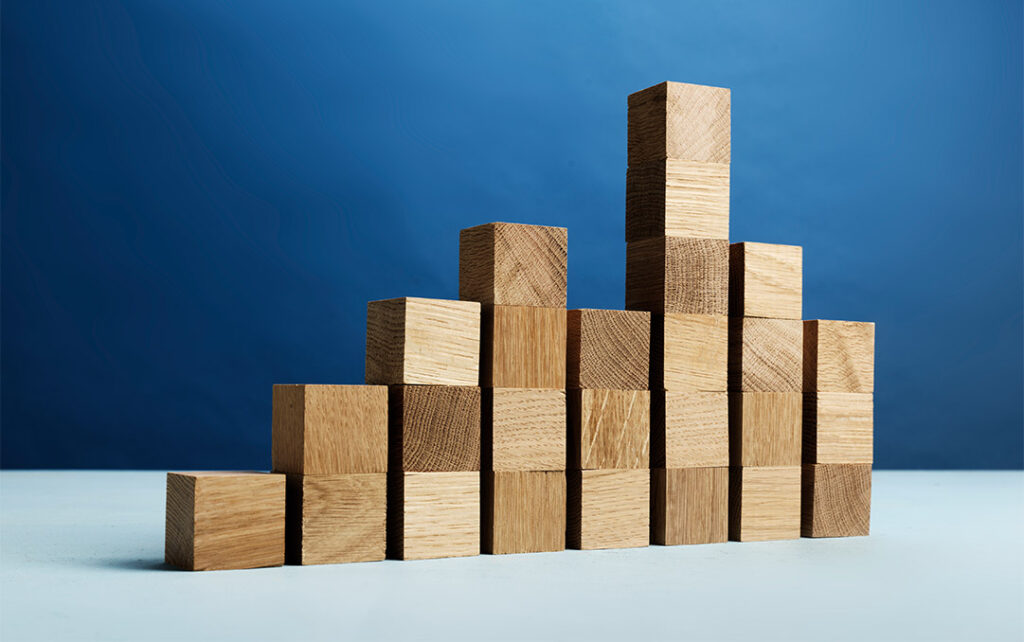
[163,80,875,571]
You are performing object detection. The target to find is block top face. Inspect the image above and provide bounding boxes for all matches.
[730,242,803,319]
[805,320,875,392]
[628,81,731,165]
[460,222,568,308]
[567,309,651,390]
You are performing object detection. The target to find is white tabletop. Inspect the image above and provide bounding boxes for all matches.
[1,470,1021,641]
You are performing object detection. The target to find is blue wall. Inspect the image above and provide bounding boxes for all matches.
[3,1,1021,469]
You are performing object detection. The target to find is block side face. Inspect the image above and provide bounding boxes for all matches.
[664,392,729,468]
[815,320,876,393]
[396,385,481,472]
[491,389,566,472]
[656,467,729,545]
[728,243,745,318]
[402,299,481,386]
[571,309,651,390]
[165,473,196,570]
[731,466,801,542]
[664,82,731,163]
[191,474,286,570]
[625,238,667,313]
[491,223,568,308]
[488,306,566,389]
[802,464,871,537]
[577,469,650,550]
[302,385,388,474]
[578,389,651,470]
[459,224,496,305]
[733,392,803,467]
[803,320,819,392]
[271,385,306,474]
[625,162,668,242]
[487,471,566,554]
[809,393,874,464]
[398,472,480,560]
[732,318,803,392]
[365,299,407,385]
[662,238,729,315]
[662,314,728,392]
[627,84,669,165]
[626,160,731,242]
[739,243,803,319]
[294,473,387,564]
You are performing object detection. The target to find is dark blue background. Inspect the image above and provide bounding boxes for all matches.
[3,1,1021,469]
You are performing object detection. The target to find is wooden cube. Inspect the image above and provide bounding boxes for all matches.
[486,388,566,472]
[567,309,651,390]
[728,466,801,542]
[165,472,285,571]
[728,318,802,392]
[366,297,480,386]
[729,242,803,320]
[567,469,650,550]
[459,222,568,308]
[651,313,728,392]
[285,473,385,565]
[272,384,387,475]
[626,237,729,315]
[627,81,730,165]
[804,320,875,393]
[387,472,480,560]
[389,385,480,472]
[804,393,873,464]
[729,393,802,467]
[626,159,730,242]
[482,471,566,554]
[802,464,871,537]
[651,467,728,545]
[568,389,650,470]
[482,305,566,389]
[652,391,728,468]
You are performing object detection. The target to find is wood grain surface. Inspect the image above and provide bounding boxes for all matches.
[728,317,803,392]
[389,385,480,472]
[728,466,801,542]
[568,389,650,470]
[804,320,875,393]
[482,305,566,389]
[387,471,480,560]
[651,391,728,468]
[729,392,803,467]
[285,473,385,565]
[652,313,728,392]
[626,159,730,242]
[729,242,803,320]
[459,222,568,308]
[567,309,651,390]
[651,467,728,545]
[486,388,566,472]
[801,463,871,537]
[626,237,729,315]
[804,392,873,464]
[627,81,731,165]
[567,469,650,550]
[482,471,566,554]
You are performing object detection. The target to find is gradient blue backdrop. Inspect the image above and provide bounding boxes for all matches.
[3,1,1021,469]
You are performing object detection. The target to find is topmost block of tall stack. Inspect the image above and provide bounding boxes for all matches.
[628,82,731,165]
[460,222,568,308]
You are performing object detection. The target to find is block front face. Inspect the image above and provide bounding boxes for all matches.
[804,320,875,393]
[728,318,802,392]
[388,472,480,560]
[483,305,566,389]
[628,81,731,165]
[366,298,481,386]
[569,389,650,470]
[729,243,803,320]
[802,464,871,537]
[489,389,566,472]
[568,469,650,550]
[804,393,873,464]
[625,159,730,242]
[483,471,566,554]
[656,391,728,468]
[655,314,728,392]
[729,392,802,467]
[652,467,728,545]
[390,385,481,472]
[459,223,568,308]
[567,309,651,390]
[626,237,729,315]
[287,473,386,565]
[729,466,801,542]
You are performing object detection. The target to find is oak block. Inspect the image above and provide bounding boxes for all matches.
[729,392,803,467]
[389,385,481,472]
[626,159,730,241]
[459,222,568,308]
[728,317,802,392]
[285,473,385,565]
[567,309,651,390]
[165,472,285,571]
[804,393,873,464]
[651,467,728,545]
[729,242,803,320]
[567,469,650,550]
[568,389,650,470]
[365,297,481,386]
[272,384,387,475]
[651,313,728,392]
[386,472,480,560]
[728,466,801,542]
[482,305,566,389]
[627,81,731,165]
[485,388,566,472]
[804,320,875,393]
[482,471,566,554]
[651,391,728,468]
[626,237,729,315]
[801,464,871,537]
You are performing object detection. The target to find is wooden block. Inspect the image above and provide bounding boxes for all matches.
[567,469,650,550]
[365,297,480,386]
[804,320,875,393]
[387,472,480,560]
[482,471,566,554]
[626,159,730,242]
[729,242,803,320]
[272,384,387,475]
[285,473,385,565]
[459,222,568,308]
[568,389,650,470]
[165,472,285,571]
[804,393,873,464]
[628,81,731,165]
[802,464,871,537]
[389,385,480,472]
[567,309,651,390]
[626,237,729,315]
[482,305,566,389]
[728,317,802,392]
[486,388,566,472]
[729,392,802,466]
[652,391,728,468]
[728,466,801,542]
[651,313,728,392]
[651,467,728,545]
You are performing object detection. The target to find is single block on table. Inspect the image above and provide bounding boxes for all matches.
[651,313,728,392]
[804,320,875,393]
[482,471,566,554]
[651,391,728,469]
[482,305,566,389]
[729,392,803,467]
[285,473,386,565]
[567,469,650,550]
[459,222,568,308]
[729,242,803,320]
[567,309,651,390]
[627,81,731,165]
[651,467,728,545]
[626,159,730,242]
[568,389,650,470]
[626,237,729,315]
[728,466,801,542]
[802,463,871,537]
[804,393,873,464]
[728,317,802,392]
[485,388,566,472]
[387,472,480,560]
[389,385,481,472]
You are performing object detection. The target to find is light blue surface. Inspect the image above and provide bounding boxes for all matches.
[1,470,1021,641]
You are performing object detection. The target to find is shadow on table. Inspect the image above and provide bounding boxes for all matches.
[96,558,180,571]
